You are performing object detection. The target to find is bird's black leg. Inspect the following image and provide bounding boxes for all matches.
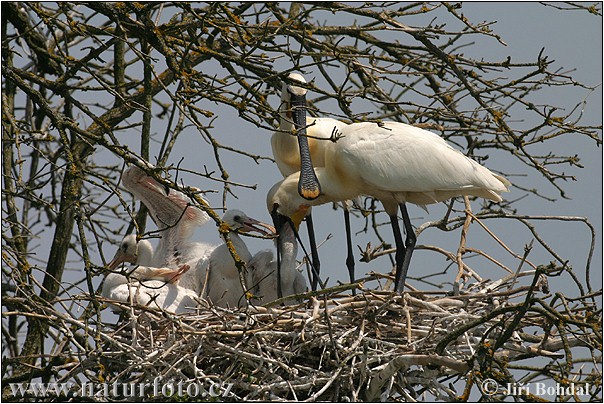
[276,230,283,299]
[291,221,325,290]
[394,203,416,292]
[305,213,321,291]
[390,211,407,292]
[343,207,356,295]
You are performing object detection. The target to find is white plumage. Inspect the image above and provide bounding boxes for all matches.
[102,165,214,313]
[206,209,276,308]
[107,235,154,268]
[102,276,199,315]
[103,247,198,314]
[272,72,351,291]
[320,122,510,208]
[121,166,213,263]
[267,120,510,291]
[248,221,307,305]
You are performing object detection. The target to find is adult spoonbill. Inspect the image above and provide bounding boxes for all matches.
[206,209,276,308]
[274,73,327,200]
[267,121,511,292]
[248,218,307,305]
[273,72,350,291]
[113,165,215,294]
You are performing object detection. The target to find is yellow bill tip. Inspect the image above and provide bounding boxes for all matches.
[300,187,321,200]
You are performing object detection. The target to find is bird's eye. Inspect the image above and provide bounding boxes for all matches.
[233,215,241,222]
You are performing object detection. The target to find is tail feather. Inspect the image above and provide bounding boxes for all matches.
[494,174,512,190]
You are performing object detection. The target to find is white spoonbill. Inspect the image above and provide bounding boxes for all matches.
[248,219,307,305]
[115,165,215,294]
[206,209,276,308]
[103,165,213,313]
[267,121,511,292]
[103,253,199,314]
[107,234,154,269]
[272,73,348,178]
[272,72,350,292]
[105,233,211,295]
[102,269,200,314]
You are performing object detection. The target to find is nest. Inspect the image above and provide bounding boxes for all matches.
[89,268,601,402]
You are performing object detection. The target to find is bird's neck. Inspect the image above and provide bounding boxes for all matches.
[277,222,298,272]
[278,102,294,133]
[137,239,155,266]
[313,167,360,204]
[222,231,251,262]
[103,273,127,292]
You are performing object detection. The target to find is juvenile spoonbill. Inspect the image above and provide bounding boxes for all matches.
[267,121,510,292]
[107,234,154,269]
[103,245,199,314]
[248,218,307,305]
[113,165,215,294]
[102,265,200,314]
[206,209,276,308]
[103,164,216,313]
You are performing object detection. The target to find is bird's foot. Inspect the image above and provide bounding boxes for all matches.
[358,242,386,263]
[156,264,190,283]
[329,127,344,142]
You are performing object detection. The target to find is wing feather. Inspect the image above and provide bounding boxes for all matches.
[335,123,508,202]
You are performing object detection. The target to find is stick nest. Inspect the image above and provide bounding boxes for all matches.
[93,268,601,402]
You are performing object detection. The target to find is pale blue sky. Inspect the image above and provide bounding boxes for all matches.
[156,3,602,295]
[43,3,601,300]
